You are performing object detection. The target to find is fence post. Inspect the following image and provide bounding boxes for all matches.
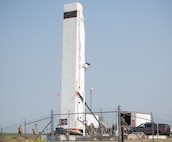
[0,124,2,142]
[51,109,54,141]
[100,108,102,140]
[151,113,154,142]
[118,105,121,142]
[23,118,26,142]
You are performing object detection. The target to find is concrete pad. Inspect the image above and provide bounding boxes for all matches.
[148,135,166,139]
[69,135,76,140]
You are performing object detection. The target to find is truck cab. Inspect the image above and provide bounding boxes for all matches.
[132,122,156,135]
[132,122,170,136]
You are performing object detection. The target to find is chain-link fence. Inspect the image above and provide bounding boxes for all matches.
[1,108,118,141]
[1,106,171,142]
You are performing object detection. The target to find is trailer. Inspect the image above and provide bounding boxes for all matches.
[121,112,152,127]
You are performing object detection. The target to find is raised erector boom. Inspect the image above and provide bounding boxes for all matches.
[61,2,85,130]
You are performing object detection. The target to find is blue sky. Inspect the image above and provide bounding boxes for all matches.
[1,0,172,129]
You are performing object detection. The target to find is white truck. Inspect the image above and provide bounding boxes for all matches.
[121,111,152,127]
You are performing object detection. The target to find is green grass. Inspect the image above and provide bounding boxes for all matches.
[1,133,45,142]
[1,133,172,142]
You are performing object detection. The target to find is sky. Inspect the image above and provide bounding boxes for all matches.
[1,0,172,130]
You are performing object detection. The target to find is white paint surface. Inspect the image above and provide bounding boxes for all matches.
[61,2,85,130]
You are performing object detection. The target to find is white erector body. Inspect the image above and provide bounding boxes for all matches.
[61,2,86,130]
